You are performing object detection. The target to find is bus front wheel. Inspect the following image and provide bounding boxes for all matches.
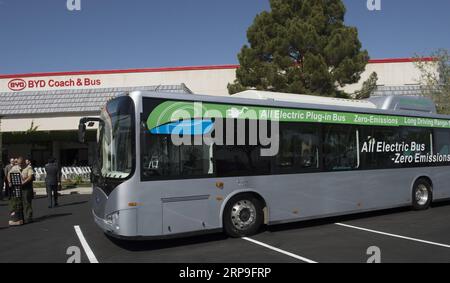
[412,179,432,211]
[223,194,263,237]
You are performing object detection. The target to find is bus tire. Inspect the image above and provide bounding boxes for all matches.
[412,179,432,211]
[223,194,263,238]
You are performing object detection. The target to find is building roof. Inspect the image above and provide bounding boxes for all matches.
[0,84,192,116]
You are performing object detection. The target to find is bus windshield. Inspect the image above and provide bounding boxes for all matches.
[98,96,135,179]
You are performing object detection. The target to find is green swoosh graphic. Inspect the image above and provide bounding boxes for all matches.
[146,100,450,132]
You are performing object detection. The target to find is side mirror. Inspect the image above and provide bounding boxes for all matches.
[78,123,86,143]
[78,117,102,144]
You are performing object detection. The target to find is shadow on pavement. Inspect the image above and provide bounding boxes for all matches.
[107,232,228,252]
[32,213,73,223]
[267,200,450,233]
[33,196,48,200]
[53,201,88,208]
[0,213,72,229]
[431,199,450,208]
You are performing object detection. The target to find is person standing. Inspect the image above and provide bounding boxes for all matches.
[45,158,61,208]
[25,158,36,194]
[8,157,34,224]
[0,162,4,200]
[4,158,15,199]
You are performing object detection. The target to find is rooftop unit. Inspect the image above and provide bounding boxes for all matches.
[232,90,377,109]
[367,95,436,114]
[232,90,437,114]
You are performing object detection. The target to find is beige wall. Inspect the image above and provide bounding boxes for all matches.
[0,68,236,97]
[1,115,92,132]
[0,61,430,98]
[341,61,426,94]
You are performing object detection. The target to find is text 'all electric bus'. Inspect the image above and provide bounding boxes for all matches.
[79,90,450,240]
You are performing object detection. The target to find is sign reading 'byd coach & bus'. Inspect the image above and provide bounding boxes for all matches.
[7,77,102,91]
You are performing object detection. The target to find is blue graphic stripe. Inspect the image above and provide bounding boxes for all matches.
[150,119,214,135]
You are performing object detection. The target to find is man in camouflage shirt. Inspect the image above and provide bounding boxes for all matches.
[8,156,34,225]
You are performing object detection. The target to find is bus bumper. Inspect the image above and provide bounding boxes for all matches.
[92,208,138,237]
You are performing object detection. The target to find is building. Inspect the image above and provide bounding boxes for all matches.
[0,57,434,166]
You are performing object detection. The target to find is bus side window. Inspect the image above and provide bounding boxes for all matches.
[361,126,401,169]
[214,146,251,176]
[180,144,214,176]
[273,123,320,174]
[402,127,432,155]
[434,129,450,156]
[322,125,357,171]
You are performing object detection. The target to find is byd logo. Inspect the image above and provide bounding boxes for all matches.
[8,79,27,91]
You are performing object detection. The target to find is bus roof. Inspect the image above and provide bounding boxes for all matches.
[132,90,445,120]
[232,90,377,109]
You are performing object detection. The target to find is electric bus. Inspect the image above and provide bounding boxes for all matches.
[79,90,450,239]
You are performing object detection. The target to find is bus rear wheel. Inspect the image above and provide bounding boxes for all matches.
[412,179,432,211]
[223,194,263,237]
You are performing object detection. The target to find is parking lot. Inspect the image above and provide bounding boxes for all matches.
[1,193,450,263]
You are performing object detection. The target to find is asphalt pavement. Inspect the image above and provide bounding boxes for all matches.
[1,193,450,263]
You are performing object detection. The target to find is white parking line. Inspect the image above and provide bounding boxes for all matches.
[74,225,99,263]
[336,223,450,249]
[242,237,317,263]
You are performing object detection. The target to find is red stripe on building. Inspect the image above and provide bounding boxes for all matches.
[0,65,241,79]
[0,58,435,79]
[368,57,435,64]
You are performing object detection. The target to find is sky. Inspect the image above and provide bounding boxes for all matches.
[0,0,449,75]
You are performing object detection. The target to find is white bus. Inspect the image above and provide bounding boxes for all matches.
[79,90,450,239]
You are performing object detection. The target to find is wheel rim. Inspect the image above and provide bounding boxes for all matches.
[230,199,256,231]
[415,184,429,206]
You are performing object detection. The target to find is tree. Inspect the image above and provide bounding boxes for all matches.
[26,120,39,134]
[414,49,450,114]
[228,0,369,97]
[354,72,378,100]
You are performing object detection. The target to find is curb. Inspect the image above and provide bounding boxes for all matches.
[34,187,93,196]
